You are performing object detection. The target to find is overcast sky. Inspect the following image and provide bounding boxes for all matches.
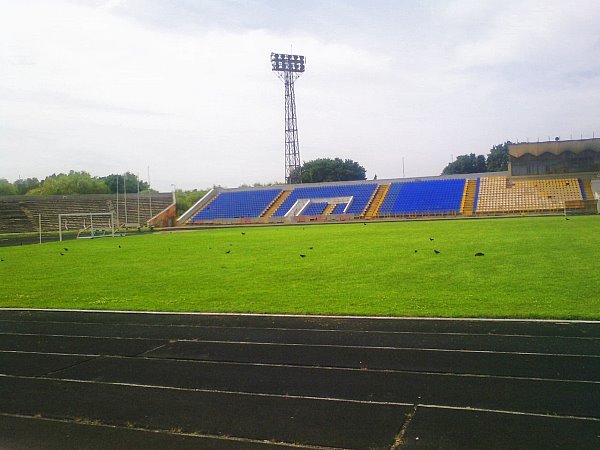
[1,0,599,191]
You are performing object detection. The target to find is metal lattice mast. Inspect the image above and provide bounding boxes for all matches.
[271,52,306,184]
[283,71,301,184]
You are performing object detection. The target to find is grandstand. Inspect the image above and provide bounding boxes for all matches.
[1,175,597,233]
[475,177,585,214]
[272,183,377,217]
[0,193,174,234]
[192,189,282,222]
[179,173,598,226]
[2,139,598,233]
[379,179,466,217]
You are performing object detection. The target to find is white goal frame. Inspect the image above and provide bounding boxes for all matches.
[58,212,115,242]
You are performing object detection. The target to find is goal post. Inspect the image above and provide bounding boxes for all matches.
[58,212,115,242]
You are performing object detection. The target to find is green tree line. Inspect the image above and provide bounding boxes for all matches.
[0,144,509,199]
[442,142,510,175]
[0,171,150,196]
[292,158,367,183]
[175,189,209,215]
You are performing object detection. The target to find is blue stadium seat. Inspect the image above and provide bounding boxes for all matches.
[332,203,347,214]
[379,179,466,215]
[192,189,281,221]
[273,184,377,217]
[301,202,327,216]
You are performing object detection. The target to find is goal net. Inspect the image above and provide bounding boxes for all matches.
[58,212,115,241]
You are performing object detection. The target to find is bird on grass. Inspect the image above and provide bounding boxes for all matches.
[474,252,485,257]
[429,237,434,241]
[225,250,231,254]
[309,247,313,250]
[300,254,306,258]
[565,217,570,221]
[118,245,121,248]
[414,250,418,253]
[241,232,246,235]
[63,248,69,252]
[60,253,65,256]
[433,249,440,254]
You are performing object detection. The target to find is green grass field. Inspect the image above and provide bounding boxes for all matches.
[1,216,599,319]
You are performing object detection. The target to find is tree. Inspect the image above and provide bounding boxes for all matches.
[0,178,17,195]
[293,158,367,183]
[175,189,209,215]
[486,142,510,172]
[14,177,40,195]
[31,171,109,195]
[442,142,511,175]
[442,154,486,175]
[101,173,149,194]
[238,181,282,188]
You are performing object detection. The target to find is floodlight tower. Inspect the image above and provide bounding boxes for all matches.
[271,52,306,184]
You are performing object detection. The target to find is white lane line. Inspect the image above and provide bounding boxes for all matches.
[0,373,414,407]
[1,332,597,357]
[1,374,597,423]
[417,404,600,422]
[0,332,164,342]
[0,412,343,450]
[2,319,598,341]
[0,349,101,357]
[148,339,600,358]
[2,308,599,323]
[2,350,599,384]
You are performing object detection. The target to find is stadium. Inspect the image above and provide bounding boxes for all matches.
[2,43,600,450]
[176,138,599,226]
[1,137,599,448]
[2,138,598,237]
[3,0,600,445]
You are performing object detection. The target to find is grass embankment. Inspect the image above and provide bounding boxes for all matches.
[0,216,598,319]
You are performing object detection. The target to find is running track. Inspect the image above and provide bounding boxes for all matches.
[0,310,599,449]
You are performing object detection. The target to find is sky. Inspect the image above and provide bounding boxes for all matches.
[1,0,599,192]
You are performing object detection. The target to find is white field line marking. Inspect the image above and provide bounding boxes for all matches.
[417,404,600,422]
[0,412,344,450]
[2,374,598,423]
[0,332,164,342]
[0,373,413,407]
[2,349,599,385]
[149,339,600,358]
[0,349,101,357]
[4,319,600,340]
[1,332,597,357]
[2,319,598,341]
[2,308,599,323]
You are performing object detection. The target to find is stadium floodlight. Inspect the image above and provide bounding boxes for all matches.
[271,52,307,184]
[271,52,306,73]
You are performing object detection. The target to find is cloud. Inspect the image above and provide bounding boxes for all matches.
[1,0,599,189]
[0,0,397,188]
